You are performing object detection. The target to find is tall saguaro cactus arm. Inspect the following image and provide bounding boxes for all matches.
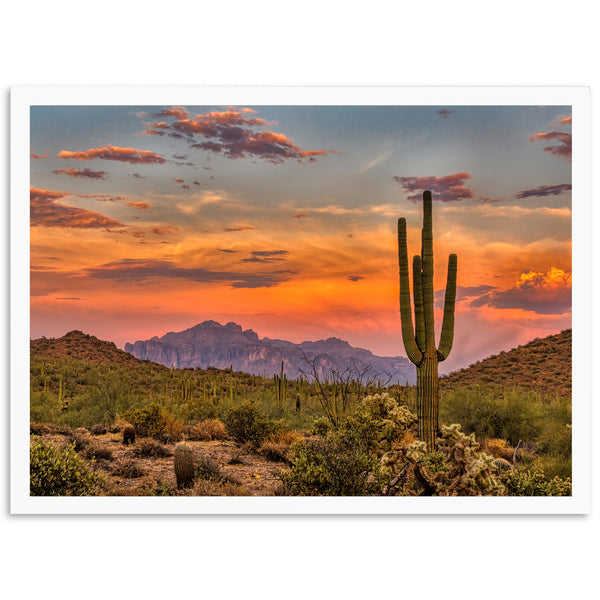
[398,217,423,365]
[397,189,458,451]
[437,253,458,361]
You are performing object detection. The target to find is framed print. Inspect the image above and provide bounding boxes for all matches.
[10,86,590,513]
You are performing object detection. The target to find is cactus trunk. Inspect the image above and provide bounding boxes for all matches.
[398,190,457,450]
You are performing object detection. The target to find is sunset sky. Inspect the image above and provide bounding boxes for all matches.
[30,104,572,373]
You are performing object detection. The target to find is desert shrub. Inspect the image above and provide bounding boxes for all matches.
[501,468,571,496]
[90,424,107,435]
[121,404,164,438]
[134,438,172,458]
[191,479,252,496]
[223,402,277,447]
[121,403,183,443]
[259,441,292,463]
[113,459,146,478]
[282,393,416,496]
[30,437,101,496]
[186,418,228,441]
[84,443,114,461]
[480,437,515,461]
[66,432,90,453]
[196,456,221,480]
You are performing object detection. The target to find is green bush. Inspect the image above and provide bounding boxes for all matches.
[121,403,165,438]
[223,402,277,447]
[30,437,102,496]
[282,393,415,496]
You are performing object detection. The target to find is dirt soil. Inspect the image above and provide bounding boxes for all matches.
[35,428,291,496]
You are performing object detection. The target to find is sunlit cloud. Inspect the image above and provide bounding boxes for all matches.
[125,201,151,210]
[30,188,124,230]
[30,153,49,159]
[57,145,166,164]
[141,106,338,164]
[469,267,571,315]
[551,115,572,126]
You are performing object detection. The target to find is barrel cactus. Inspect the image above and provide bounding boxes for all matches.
[397,190,457,450]
[174,442,195,489]
[122,424,135,445]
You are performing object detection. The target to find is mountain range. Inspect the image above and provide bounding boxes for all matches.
[124,320,416,384]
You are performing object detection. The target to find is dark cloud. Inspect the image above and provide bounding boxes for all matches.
[142,107,337,164]
[223,226,253,232]
[393,173,474,202]
[76,193,125,202]
[515,184,572,199]
[218,249,237,253]
[437,109,453,118]
[240,250,288,264]
[56,297,84,301]
[150,225,179,235]
[58,145,166,165]
[52,168,108,179]
[348,276,363,282]
[129,173,146,179]
[80,258,298,289]
[30,188,124,229]
[530,131,572,160]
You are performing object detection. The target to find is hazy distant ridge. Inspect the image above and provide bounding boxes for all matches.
[124,320,416,384]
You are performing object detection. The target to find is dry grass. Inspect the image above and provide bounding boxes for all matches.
[186,418,228,441]
[481,438,515,461]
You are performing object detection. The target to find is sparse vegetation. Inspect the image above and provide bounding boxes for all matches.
[29,328,572,497]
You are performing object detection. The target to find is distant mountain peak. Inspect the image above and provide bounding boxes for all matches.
[125,321,414,384]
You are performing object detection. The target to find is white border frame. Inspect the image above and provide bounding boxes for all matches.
[10,86,591,514]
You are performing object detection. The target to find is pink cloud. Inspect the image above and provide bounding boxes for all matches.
[530,131,572,160]
[393,172,474,202]
[141,106,337,164]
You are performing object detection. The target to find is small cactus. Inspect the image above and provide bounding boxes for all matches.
[174,442,195,489]
[122,424,135,445]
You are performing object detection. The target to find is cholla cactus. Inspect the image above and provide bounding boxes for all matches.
[382,424,505,496]
[174,442,195,489]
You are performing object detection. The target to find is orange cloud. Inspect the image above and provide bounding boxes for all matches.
[30,153,49,159]
[551,116,572,125]
[151,225,180,235]
[470,267,571,315]
[57,145,166,164]
[125,201,151,210]
[30,187,124,229]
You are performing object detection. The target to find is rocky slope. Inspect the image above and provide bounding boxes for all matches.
[125,320,415,384]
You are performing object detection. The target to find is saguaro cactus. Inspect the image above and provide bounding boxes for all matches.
[398,190,457,450]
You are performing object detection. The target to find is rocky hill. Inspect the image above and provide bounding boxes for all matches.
[125,320,415,384]
[31,330,155,368]
[440,329,571,396]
